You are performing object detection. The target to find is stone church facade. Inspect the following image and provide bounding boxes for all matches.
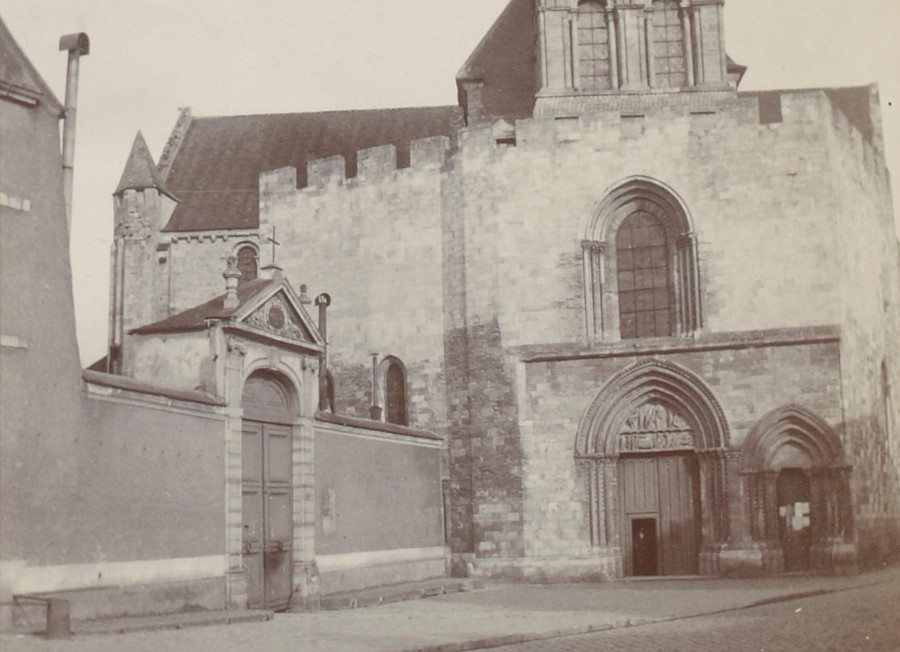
[106,0,900,583]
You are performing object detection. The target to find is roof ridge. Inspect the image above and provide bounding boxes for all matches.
[187,104,459,121]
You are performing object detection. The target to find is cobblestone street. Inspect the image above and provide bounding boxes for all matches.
[492,576,900,652]
[2,567,897,652]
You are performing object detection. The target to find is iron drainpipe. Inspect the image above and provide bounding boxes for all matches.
[58,32,90,232]
[315,293,331,411]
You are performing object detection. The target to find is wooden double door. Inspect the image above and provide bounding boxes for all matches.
[242,420,293,610]
[618,453,700,576]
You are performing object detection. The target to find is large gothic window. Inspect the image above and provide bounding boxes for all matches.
[652,0,687,88]
[577,2,612,91]
[236,245,258,284]
[385,361,408,427]
[582,178,701,343]
[615,212,673,338]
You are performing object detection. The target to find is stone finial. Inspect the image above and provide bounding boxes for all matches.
[223,256,241,310]
[299,284,312,305]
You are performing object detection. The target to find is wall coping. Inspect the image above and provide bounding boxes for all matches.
[315,411,444,444]
[83,369,225,407]
[513,325,841,364]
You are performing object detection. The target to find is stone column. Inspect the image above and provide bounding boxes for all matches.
[644,8,656,88]
[605,9,620,89]
[723,450,746,543]
[581,241,607,343]
[679,1,695,86]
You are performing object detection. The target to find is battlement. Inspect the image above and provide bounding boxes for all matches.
[456,86,887,173]
[259,135,452,196]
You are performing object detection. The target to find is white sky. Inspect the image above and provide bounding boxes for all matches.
[3,0,899,366]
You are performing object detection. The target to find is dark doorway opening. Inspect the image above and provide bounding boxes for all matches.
[777,468,811,572]
[631,518,659,576]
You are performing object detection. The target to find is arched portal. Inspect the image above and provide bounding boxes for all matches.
[576,360,730,577]
[741,405,855,574]
[241,372,296,610]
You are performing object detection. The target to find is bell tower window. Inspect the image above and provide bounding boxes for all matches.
[577,2,612,91]
[652,0,687,89]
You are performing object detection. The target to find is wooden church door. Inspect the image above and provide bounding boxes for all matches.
[618,454,700,576]
[242,376,294,610]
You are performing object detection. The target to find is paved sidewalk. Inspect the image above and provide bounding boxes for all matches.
[2,565,897,652]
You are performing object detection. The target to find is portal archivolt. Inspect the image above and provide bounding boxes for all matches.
[575,360,730,576]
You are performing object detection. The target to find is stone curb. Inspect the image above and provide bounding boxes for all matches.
[397,580,891,652]
[72,610,275,637]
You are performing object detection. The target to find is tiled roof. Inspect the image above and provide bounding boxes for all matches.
[456,0,537,121]
[0,17,63,113]
[161,106,462,232]
[114,131,175,198]
[131,278,274,334]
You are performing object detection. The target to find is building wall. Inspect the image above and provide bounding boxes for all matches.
[252,86,900,572]
[0,45,231,624]
[825,86,900,564]
[259,140,451,433]
[314,419,445,594]
[514,338,842,571]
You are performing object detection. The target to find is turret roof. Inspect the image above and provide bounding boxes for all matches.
[114,131,176,198]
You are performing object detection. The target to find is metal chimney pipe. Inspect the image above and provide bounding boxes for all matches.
[59,32,90,231]
[315,293,332,412]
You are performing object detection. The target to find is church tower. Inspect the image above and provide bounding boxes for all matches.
[108,132,178,374]
[534,0,744,115]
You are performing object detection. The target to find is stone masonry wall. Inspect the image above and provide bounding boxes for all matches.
[825,86,900,564]
[259,139,450,435]
[516,339,843,569]
[452,90,846,353]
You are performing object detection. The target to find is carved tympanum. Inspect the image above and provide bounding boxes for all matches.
[618,402,694,452]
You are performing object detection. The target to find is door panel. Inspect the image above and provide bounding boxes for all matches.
[778,469,811,572]
[242,420,293,610]
[619,454,699,576]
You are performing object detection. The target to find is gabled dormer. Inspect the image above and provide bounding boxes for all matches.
[127,263,325,396]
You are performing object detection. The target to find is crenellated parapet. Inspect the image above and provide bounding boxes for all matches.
[260,135,452,197]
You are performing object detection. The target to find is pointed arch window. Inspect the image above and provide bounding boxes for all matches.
[582,178,701,342]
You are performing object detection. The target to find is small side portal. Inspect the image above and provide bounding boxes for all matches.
[777,468,811,572]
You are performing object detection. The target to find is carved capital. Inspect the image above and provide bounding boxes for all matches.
[677,231,698,247]
[581,240,608,255]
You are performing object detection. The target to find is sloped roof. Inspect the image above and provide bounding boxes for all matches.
[456,0,537,121]
[114,131,176,198]
[161,106,462,232]
[0,17,63,113]
[132,278,274,333]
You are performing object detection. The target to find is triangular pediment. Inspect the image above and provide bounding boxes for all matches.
[241,289,319,344]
